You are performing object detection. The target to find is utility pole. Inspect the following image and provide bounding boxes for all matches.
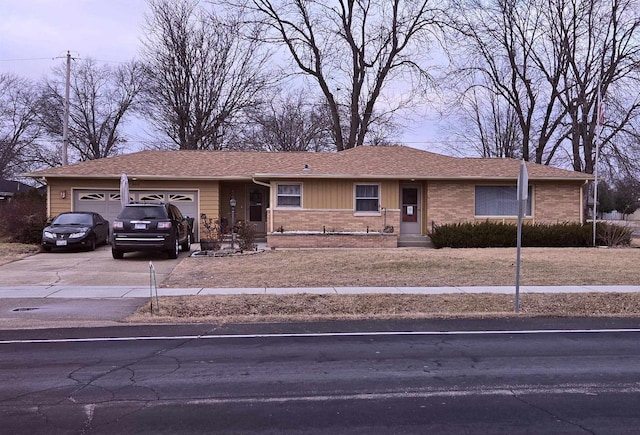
[593,82,604,247]
[62,51,71,166]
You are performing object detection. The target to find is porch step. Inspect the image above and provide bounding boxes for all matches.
[398,234,434,248]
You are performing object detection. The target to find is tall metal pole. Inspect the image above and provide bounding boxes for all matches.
[230,196,236,249]
[62,51,71,166]
[592,82,602,247]
[515,160,528,313]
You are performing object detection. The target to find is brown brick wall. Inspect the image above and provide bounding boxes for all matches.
[267,233,398,248]
[426,181,475,227]
[426,180,585,229]
[534,182,583,223]
[270,209,401,233]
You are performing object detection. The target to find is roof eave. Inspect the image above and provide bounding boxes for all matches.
[25,174,256,181]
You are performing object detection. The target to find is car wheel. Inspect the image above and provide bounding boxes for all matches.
[181,232,191,252]
[112,249,124,259]
[168,237,179,259]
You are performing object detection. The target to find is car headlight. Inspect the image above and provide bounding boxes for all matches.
[43,231,55,239]
[69,230,89,239]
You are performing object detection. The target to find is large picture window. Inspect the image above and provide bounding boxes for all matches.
[355,184,380,212]
[276,184,301,207]
[475,186,532,216]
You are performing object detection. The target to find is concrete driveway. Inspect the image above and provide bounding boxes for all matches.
[0,245,188,287]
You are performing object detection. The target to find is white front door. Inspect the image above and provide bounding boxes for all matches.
[399,185,421,235]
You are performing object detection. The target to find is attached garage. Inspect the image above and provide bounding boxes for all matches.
[72,189,199,234]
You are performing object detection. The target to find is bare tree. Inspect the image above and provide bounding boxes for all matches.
[246,0,443,150]
[447,0,640,176]
[39,58,143,161]
[556,0,640,175]
[141,0,273,150]
[239,91,333,151]
[445,76,522,158]
[0,73,41,178]
[448,0,552,161]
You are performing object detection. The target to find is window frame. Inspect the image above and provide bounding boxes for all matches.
[276,183,302,208]
[354,183,381,214]
[474,185,533,217]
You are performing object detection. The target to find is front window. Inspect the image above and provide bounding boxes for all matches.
[355,184,380,212]
[277,184,301,207]
[475,186,532,216]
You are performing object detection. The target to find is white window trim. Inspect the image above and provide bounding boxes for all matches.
[354,182,381,215]
[275,182,302,208]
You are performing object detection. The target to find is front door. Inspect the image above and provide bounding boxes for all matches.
[248,187,267,234]
[400,185,421,235]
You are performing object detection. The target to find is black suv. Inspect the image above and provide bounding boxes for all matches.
[111,203,192,259]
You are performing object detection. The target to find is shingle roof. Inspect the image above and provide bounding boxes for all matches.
[25,146,592,181]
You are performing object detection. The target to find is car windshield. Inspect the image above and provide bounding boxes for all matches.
[52,213,93,226]
[118,206,166,220]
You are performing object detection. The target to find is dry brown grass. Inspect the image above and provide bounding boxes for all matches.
[2,242,639,323]
[127,246,640,323]
[162,247,640,288]
[0,243,41,266]
[128,292,640,324]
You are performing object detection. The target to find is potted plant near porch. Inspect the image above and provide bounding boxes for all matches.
[199,214,221,251]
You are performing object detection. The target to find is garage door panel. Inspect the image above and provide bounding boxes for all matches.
[73,189,199,236]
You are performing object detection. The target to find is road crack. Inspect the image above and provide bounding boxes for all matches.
[510,389,595,434]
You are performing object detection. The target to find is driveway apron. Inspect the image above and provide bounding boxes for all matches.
[0,246,185,287]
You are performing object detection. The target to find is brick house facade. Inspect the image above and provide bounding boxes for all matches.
[26,146,592,248]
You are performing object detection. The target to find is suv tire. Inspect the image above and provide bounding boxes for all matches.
[112,249,124,259]
[168,236,179,259]
[181,232,191,252]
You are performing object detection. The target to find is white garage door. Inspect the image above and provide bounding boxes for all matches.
[73,190,199,234]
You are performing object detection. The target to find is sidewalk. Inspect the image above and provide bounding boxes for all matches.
[1,284,639,299]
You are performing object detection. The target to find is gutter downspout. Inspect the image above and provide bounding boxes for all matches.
[252,178,272,233]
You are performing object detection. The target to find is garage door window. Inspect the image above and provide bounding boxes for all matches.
[79,193,105,201]
[139,193,165,202]
[169,193,194,202]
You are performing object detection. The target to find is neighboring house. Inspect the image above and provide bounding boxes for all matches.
[0,179,35,202]
[25,146,592,248]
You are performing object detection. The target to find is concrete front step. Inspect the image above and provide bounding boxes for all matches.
[397,235,434,248]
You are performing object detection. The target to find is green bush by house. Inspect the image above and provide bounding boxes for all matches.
[430,221,632,248]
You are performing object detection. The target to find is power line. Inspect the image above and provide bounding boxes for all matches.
[0,57,53,62]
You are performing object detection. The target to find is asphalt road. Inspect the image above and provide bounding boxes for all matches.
[2,319,640,434]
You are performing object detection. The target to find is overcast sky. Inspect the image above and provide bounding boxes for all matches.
[0,0,445,152]
[0,0,147,79]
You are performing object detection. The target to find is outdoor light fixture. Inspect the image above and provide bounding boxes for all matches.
[60,190,66,199]
[230,195,236,249]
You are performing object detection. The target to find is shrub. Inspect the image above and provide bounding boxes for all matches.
[236,220,256,251]
[429,221,630,248]
[429,221,516,248]
[0,189,47,244]
[597,222,633,247]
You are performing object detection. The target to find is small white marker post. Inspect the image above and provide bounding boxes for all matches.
[149,261,159,314]
[515,160,528,313]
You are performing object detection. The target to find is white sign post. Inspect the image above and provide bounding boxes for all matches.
[515,160,528,313]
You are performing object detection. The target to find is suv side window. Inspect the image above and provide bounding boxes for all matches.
[168,204,183,221]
